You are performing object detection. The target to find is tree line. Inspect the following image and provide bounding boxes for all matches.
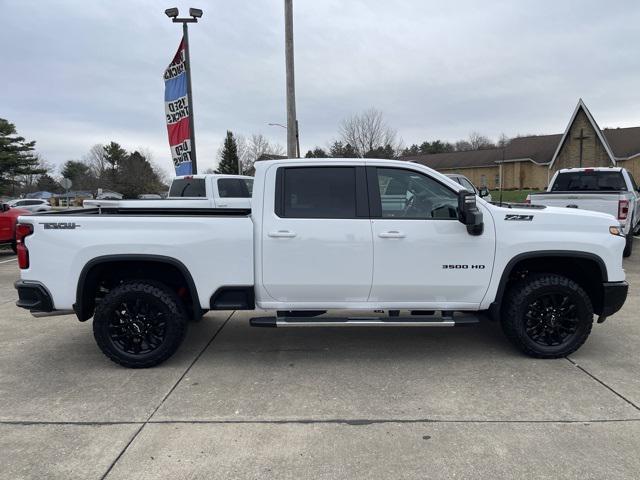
[0,117,167,199]
[213,108,512,174]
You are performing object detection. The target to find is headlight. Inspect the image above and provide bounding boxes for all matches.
[609,226,624,237]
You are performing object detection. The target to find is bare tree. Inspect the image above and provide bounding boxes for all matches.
[467,131,495,150]
[83,144,107,178]
[497,133,511,149]
[339,108,398,157]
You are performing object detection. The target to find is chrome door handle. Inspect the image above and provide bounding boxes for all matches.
[378,231,406,238]
[217,204,228,207]
[268,230,297,238]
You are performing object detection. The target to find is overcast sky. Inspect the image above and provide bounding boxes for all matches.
[2,0,639,175]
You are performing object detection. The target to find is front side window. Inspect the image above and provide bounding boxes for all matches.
[376,168,458,219]
[218,178,252,198]
[281,167,356,218]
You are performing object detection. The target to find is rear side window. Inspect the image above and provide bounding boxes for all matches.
[552,171,627,192]
[280,167,357,218]
[169,178,206,197]
[218,178,252,198]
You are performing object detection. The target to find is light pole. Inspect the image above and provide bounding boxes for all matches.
[284,0,298,159]
[165,7,202,174]
[268,122,300,158]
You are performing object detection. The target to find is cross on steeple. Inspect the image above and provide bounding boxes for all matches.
[574,128,590,167]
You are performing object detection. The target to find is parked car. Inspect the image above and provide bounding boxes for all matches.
[0,203,31,253]
[527,167,640,257]
[84,174,253,210]
[446,173,492,202]
[15,159,627,368]
[7,198,52,213]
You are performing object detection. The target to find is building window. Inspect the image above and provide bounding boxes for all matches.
[495,174,500,188]
[480,175,487,187]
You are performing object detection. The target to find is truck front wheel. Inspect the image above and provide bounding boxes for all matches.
[501,274,593,358]
[93,281,188,368]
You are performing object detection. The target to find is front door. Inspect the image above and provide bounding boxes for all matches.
[367,166,495,307]
[261,165,373,304]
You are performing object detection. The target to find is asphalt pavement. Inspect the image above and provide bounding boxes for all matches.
[0,247,638,479]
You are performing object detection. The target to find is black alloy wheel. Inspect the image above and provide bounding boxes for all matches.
[93,281,188,368]
[523,293,579,347]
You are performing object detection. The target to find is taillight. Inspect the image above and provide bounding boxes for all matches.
[618,200,629,220]
[15,223,33,269]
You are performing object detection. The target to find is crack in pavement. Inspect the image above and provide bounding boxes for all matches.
[98,311,234,480]
[566,356,640,412]
[2,418,640,427]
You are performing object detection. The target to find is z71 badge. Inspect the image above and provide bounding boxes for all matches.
[40,222,81,230]
[505,214,533,221]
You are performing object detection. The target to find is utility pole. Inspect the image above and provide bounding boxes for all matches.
[284,0,298,158]
[165,7,203,173]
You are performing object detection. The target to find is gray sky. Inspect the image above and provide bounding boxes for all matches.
[2,0,639,175]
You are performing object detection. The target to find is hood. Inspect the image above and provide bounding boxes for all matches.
[490,203,617,226]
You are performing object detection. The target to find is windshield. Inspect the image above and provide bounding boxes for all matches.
[169,178,206,198]
[551,171,627,192]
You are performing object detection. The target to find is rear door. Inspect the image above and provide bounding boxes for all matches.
[261,165,373,303]
[367,166,495,306]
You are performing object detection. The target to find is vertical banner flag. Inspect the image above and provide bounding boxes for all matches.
[164,38,192,175]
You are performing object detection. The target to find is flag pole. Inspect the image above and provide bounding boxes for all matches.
[182,22,198,174]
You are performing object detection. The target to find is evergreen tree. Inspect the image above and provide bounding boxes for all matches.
[102,142,128,188]
[216,131,240,174]
[305,147,328,158]
[0,118,43,194]
[329,141,358,158]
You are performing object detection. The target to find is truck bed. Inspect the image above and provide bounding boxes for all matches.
[17,208,255,311]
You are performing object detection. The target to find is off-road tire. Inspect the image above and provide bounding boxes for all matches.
[93,281,188,368]
[501,274,593,358]
[623,234,633,258]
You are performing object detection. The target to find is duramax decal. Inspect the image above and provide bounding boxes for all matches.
[442,264,485,269]
[505,214,534,221]
[40,222,81,230]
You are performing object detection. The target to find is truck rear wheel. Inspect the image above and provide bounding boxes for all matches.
[93,281,188,368]
[623,234,633,258]
[501,274,593,358]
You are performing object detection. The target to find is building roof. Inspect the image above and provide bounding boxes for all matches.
[405,133,563,170]
[603,126,640,159]
[407,101,640,171]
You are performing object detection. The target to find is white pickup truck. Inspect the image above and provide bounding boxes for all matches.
[84,174,254,210]
[527,167,640,257]
[15,159,628,368]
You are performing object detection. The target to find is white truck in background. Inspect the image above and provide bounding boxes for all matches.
[84,174,254,210]
[527,167,640,257]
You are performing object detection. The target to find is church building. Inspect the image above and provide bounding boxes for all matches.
[406,100,640,190]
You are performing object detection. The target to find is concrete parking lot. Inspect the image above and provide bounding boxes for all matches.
[1,248,639,479]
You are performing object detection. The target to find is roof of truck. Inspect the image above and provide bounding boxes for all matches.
[557,167,624,173]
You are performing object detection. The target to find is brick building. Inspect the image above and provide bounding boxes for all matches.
[405,100,640,190]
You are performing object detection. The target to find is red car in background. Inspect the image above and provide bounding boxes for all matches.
[1,204,31,253]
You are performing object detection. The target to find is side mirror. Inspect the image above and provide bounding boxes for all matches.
[478,187,490,198]
[1,203,9,213]
[458,190,484,236]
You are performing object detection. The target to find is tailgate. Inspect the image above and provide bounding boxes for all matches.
[529,193,620,218]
